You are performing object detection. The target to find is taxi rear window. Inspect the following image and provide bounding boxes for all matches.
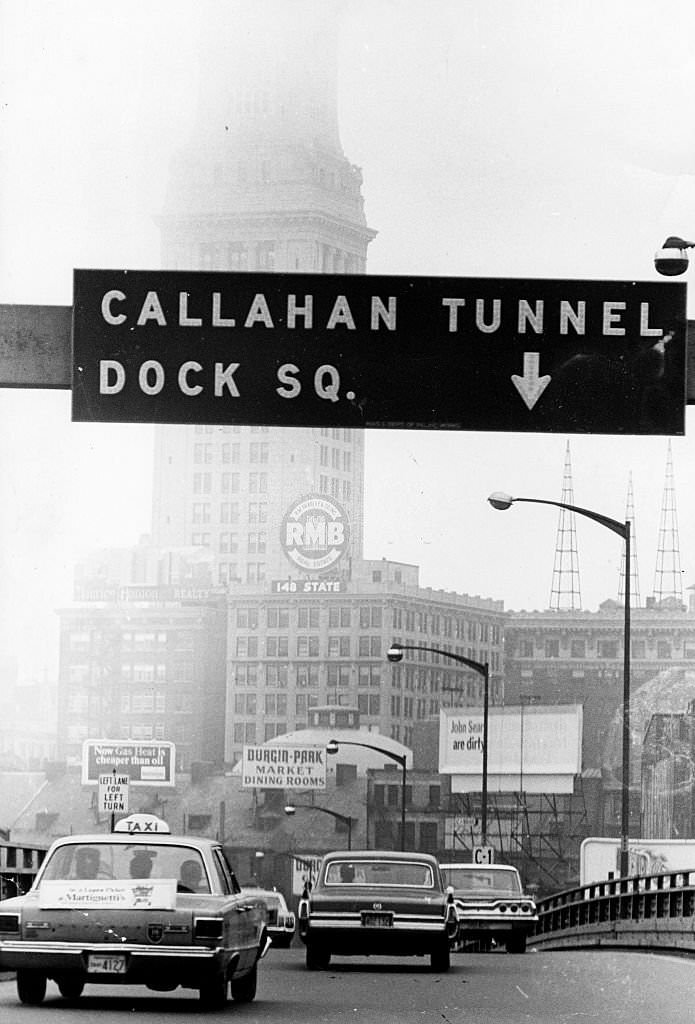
[40,843,211,893]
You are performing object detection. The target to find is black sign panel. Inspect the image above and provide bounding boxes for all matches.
[72,269,687,434]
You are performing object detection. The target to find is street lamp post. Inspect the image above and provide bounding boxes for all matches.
[284,803,353,850]
[326,738,407,851]
[387,642,490,846]
[488,491,632,878]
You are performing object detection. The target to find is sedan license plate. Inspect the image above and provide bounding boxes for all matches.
[361,912,393,928]
[87,954,127,974]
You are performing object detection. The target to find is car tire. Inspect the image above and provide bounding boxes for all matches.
[57,974,85,1000]
[507,934,527,954]
[430,943,451,972]
[199,971,228,1009]
[306,942,331,970]
[16,969,47,1006]
[231,962,257,1003]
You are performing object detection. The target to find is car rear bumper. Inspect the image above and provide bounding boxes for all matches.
[457,917,537,937]
[300,919,452,955]
[0,940,237,983]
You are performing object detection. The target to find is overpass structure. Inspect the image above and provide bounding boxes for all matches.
[533,868,695,954]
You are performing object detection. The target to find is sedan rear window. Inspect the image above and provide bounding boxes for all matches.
[442,867,521,895]
[324,860,434,887]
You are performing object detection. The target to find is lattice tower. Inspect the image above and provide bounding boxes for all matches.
[549,441,582,610]
[618,472,641,607]
[653,440,683,605]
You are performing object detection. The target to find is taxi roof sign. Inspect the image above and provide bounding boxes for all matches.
[113,813,170,835]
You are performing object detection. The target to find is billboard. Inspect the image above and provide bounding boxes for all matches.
[82,740,175,787]
[241,744,327,789]
[439,705,582,795]
[580,837,695,886]
[72,269,686,434]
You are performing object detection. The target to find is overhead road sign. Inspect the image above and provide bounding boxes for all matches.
[71,269,686,434]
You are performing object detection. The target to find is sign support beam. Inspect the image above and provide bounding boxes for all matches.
[2,300,694,410]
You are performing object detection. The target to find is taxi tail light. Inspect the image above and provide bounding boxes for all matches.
[194,916,224,940]
[0,913,20,933]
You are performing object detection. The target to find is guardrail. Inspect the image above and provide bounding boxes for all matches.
[532,870,695,953]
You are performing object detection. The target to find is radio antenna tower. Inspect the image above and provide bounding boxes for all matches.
[618,472,641,607]
[549,441,582,610]
[653,440,683,605]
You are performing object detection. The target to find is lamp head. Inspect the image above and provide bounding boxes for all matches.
[488,492,514,511]
[387,643,404,663]
[326,740,339,756]
[284,805,296,816]
[654,236,695,276]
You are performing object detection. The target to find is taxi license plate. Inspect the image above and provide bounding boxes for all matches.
[87,954,127,974]
[361,912,393,928]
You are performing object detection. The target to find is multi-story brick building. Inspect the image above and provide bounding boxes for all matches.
[224,558,505,765]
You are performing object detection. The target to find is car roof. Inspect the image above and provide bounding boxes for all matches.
[46,833,222,851]
[440,863,520,871]
[322,849,440,865]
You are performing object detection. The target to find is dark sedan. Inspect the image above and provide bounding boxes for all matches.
[297,850,458,971]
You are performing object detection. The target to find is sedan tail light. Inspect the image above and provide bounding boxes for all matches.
[194,916,223,940]
[0,913,20,933]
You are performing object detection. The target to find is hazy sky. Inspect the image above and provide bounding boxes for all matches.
[2,0,695,681]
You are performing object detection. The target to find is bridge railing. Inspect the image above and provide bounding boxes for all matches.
[532,870,695,952]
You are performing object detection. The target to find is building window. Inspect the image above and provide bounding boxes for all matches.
[358,665,381,687]
[328,636,351,657]
[266,664,289,687]
[192,503,211,524]
[298,607,320,629]
[235,663,258,687]
[296,663,319,688]
[236,637,259,657]
[657,640,672,659]
[237,608,259,629]
[248,502,268,523]
[570,638,586,658]
[419,822,438,854]
[598,640,618,659]
[544,638,560,658]
[328,606,351,628]
[296,636,319,657]
[265,693,288,716]
[267,607,290,628]
[266,636,289,658]
[327,665,351,687]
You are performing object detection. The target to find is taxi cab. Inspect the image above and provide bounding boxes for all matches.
[0,814,270,1008]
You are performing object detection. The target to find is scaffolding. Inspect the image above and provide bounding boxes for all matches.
[448,780,594,895]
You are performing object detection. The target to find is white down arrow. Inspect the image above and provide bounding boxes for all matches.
[511,352,551,410]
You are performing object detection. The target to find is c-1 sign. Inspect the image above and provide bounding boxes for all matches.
[472,845,495,865]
